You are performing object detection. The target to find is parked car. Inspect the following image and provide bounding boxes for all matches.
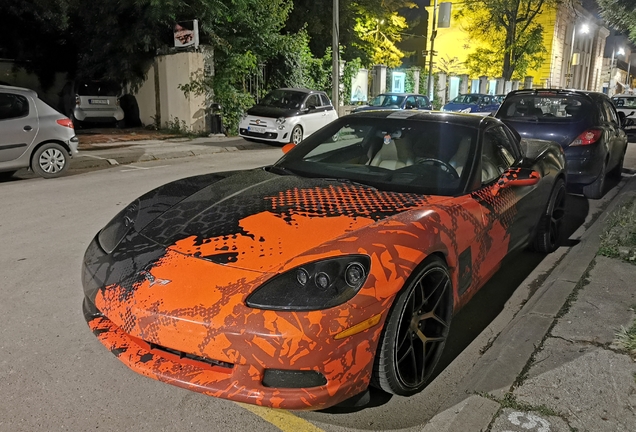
[442,93,500,115]
[239,88,338,145]
[352,92,432,112]
[60,80,125,128]
[611,93,636,131]
[495,89,629,199]
[82,111,566,410]
[0,85,78,179]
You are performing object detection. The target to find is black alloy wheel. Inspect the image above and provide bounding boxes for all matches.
[373,256,453,396]
[532,178,566,253]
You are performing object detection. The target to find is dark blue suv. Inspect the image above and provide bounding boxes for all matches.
[495,89,629,199]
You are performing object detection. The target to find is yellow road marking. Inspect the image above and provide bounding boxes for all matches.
[237,402,325,432]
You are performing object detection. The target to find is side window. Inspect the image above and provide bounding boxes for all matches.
[0,93,29,120]
[319,94,332,107]
[405,96,417,109]
[416,96,429,108]
[482,127,515,184]
[304,94,320,109]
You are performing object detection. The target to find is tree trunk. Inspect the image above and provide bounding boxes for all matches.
[502,21,516,81]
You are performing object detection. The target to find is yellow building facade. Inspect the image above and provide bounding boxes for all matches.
[425,0,609,92]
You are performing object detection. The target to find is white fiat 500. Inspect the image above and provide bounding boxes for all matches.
[239,88,338,145]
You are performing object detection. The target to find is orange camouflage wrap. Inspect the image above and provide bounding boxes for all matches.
[82,171,528,409]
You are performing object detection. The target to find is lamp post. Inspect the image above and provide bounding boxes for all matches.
[426,0,439,101]
[567,23,589,88]
[332,0,339,109]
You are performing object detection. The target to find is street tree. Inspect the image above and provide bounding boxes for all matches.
[457,0,558,81]
[596,0,636,42]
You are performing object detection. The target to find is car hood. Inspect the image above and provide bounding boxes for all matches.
[499,118,589,148]
[139,168,440,273]
[246,105,301,118]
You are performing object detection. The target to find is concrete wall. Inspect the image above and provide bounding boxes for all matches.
[134,51,206,132]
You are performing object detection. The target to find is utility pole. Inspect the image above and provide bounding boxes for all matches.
[426,0,439,101]
[332,0,340,109]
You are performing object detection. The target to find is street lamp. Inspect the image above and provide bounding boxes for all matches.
[567,23,589,88]
[610,46,625,96]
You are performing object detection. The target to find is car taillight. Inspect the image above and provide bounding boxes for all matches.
[570,129,602,146]
[75,95,81,106]
[57,118,74,129]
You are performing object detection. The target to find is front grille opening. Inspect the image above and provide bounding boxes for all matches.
[147,341,234,370]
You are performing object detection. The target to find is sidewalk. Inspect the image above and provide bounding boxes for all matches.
[425,175,636,432]
[71,131,271,171]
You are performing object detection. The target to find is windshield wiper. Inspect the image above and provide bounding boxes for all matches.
[266,166,295,176]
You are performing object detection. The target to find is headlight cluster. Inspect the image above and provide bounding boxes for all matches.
[246,255,371,311]
[460,107,472,113]
[276,117,286,130]
[97,200,139,254]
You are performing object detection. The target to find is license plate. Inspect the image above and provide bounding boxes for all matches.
[89,99,109,105]
[248,126,266,134]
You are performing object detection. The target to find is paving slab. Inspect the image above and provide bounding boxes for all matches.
[421,395,500,432]
[514,339,636,432]
[551,256,636,346]
[489,408,570,432]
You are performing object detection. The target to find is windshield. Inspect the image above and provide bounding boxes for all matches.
[497,94,594,121]
[451,94,481,104]
[612,96,636,109]
[370,94,406,107]
[273,117,478,196]
[260,90,306,109]
[77,81,120,96]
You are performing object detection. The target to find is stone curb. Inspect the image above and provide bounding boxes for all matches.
[428,174,636,430]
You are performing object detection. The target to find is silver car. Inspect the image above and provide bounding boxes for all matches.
[0,85,79,179]
[60,80,125,127]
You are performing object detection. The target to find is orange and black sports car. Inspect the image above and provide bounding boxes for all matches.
[82,111,566,410]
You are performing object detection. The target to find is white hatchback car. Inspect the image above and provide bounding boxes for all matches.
[0,85,79,179]
[239,88,338,144]
[611,93,636,130]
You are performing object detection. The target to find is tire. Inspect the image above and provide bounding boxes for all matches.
[582,159,607,199]
[372,256,453,396]
[291,125,303,145]
[532,178,566,253]
[31,143,70,178]
[115,119,126,129]
[609,150,625,179]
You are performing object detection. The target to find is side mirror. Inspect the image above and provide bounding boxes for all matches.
[306,104,317,111]
[492,168,540,196]
[282,143,296,154]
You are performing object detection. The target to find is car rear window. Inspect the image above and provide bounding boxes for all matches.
[77,82,120,96]
[498,94,594,121]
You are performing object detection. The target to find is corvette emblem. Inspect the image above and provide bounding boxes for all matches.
[139,270,171,287]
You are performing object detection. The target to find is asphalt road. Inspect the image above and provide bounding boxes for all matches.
[0,141,634,432]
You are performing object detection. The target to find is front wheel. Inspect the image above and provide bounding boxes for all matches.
[532,178,566,253]
[372,256,453,396]
[291,125,303,145]
[32,143,69,178]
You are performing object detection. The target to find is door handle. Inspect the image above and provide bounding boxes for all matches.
[23,125,32,131]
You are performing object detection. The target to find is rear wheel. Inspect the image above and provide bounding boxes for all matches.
[532,178,566,253]
[582,159,606,199]
[609,150,625,179]
[32,143,69,178]
[372,256,453,396]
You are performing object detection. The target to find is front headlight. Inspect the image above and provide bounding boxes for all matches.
[97,200,139,254]
[461,107,472,113]
[246,255,371,311]
[276,117,286,125]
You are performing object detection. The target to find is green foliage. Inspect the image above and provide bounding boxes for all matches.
[456,0,554,80]
[598,198,636,263]
[597,0,636,42]
[616,323,636,359]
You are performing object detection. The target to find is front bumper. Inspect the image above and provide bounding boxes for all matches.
[81,234,383,410]
[238,116,294,143]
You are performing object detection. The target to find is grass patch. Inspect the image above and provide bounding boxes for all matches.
[598,198,636,264]
[615,322,636,359]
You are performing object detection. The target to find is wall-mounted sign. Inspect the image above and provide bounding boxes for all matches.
[392,72,406,93]
[351,69,368,102]
[174,20,199,48]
